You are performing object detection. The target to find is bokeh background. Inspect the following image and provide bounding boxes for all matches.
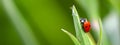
[0,0,119,45]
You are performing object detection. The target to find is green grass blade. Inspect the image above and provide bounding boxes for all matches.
[97,18,103,45]
[61,29,81,45]
[72,5,85,45]
[86,33,96,45]
[72,5,94,45]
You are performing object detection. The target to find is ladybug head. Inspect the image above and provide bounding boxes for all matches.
[80,18,87,24]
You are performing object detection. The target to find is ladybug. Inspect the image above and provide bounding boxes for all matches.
[80,18,91,32]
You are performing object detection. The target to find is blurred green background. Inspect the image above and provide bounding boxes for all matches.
[0,0,75,45]
[0,0,120,45]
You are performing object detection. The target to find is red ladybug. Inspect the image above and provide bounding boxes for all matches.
[80,18,91,32]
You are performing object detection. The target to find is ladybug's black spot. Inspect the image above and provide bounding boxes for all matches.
[85,26,88,28]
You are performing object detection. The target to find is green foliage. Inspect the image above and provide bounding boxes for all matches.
[108,0,120,12]
[72,5,95,45]
[75,0,99,19]
[97,18,103,45]
[0,0,119,45]
[62,5,97,45]
[2,0,39,45]
[61,29,81,45]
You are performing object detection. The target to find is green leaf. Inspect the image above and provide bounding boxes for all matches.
[86,33,96,45]
[72,5,95,45]
[97,18,103,45]
[61,29,81,45]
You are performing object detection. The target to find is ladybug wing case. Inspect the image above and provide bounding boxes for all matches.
[83,21,91,32]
